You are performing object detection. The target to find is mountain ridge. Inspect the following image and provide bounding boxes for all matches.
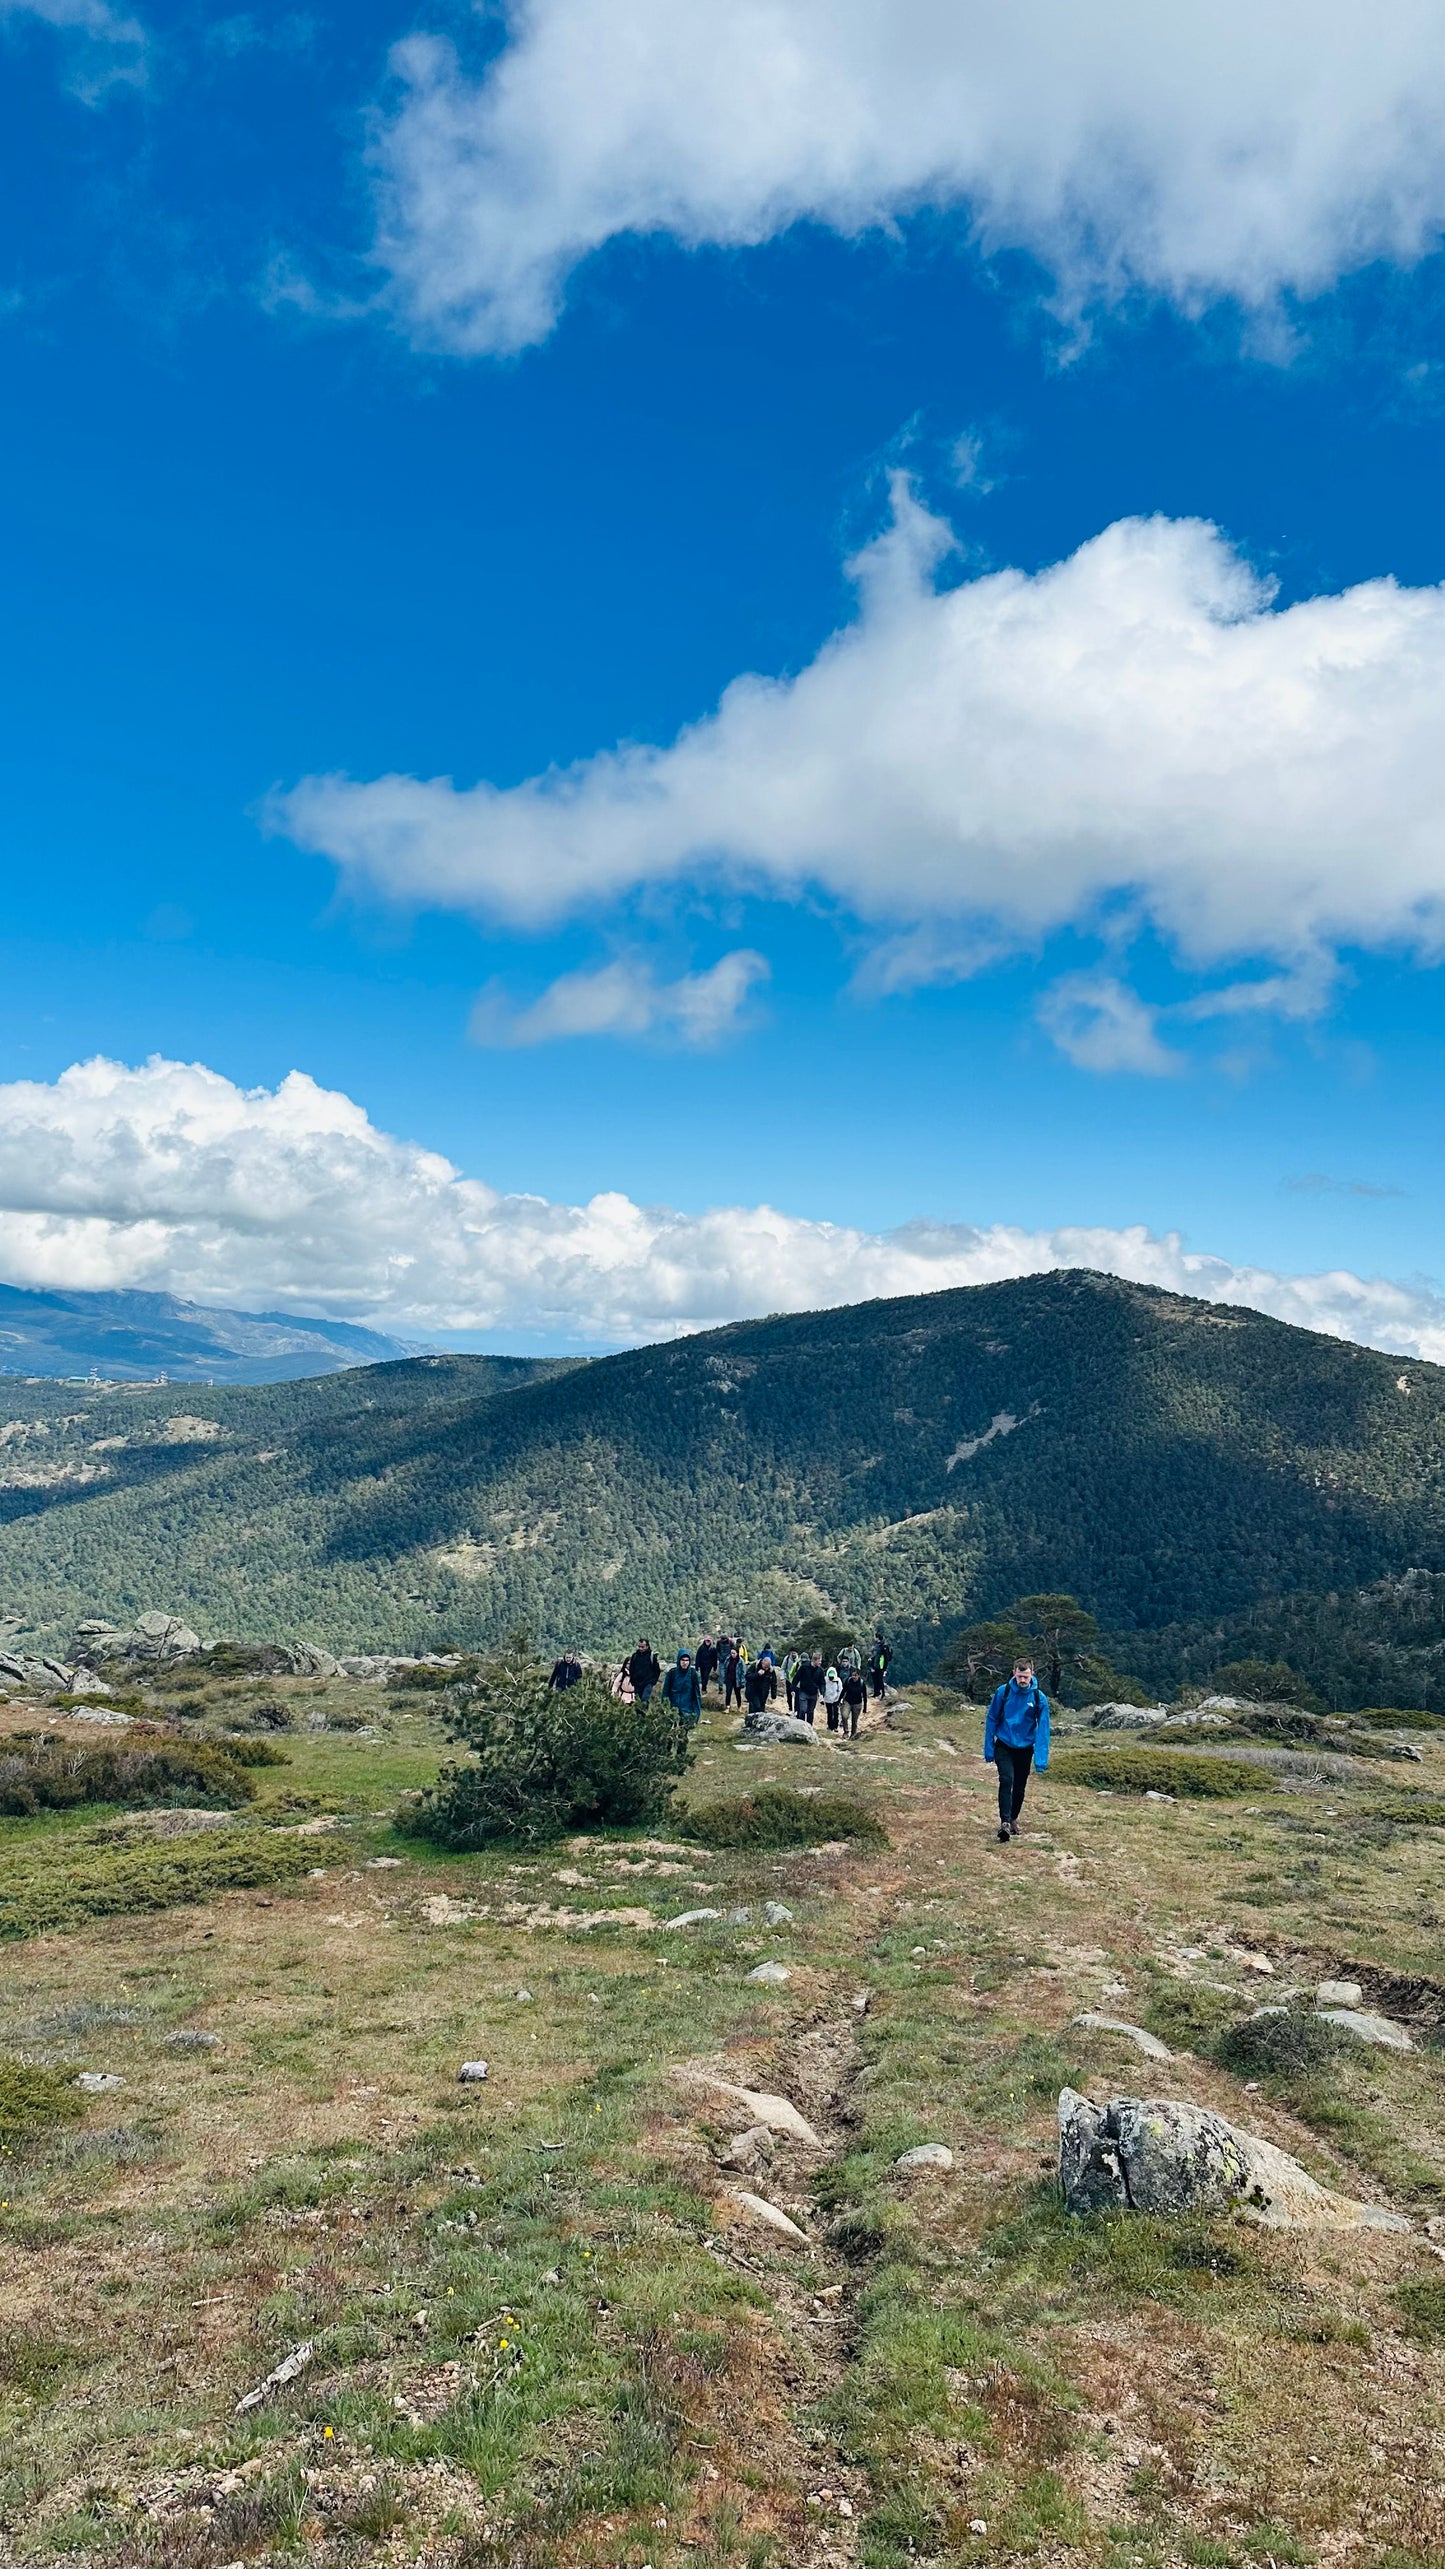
[0,1282,426,1383]
[1,1268,1441,1679]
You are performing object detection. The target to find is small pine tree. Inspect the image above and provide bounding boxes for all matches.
[400,1633,692,1850]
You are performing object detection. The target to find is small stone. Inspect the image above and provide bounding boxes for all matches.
[725,1906,753,1926]
[514,1989,534,2003]
[75,2071,123,2092]
[661,1908,722,1930]
[165,2030,220,2050]
[1317,1979,1365,2008]
[762,1901,794,1925]
[1071,2012,1172,2062]
[910,1945,927,1958]
[366,1856,404,1869]
[720,2124,774,2170]
[731,2191,810,2243]
[1143,1790,1177,1804]
[970,2520,988,2535]
[838,2499,854,2518]
[457,2060,489,2083]
[851,1991,869,2013]
[746,1961,792,1985]
[895,2144,954,2172]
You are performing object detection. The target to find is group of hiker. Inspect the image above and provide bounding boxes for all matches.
[550,1629,1050,1839]
[554,1627,895,1737]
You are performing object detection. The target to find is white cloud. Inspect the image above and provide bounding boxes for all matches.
[1,0,146,92]
[370,0,1445,352]
[468,949,768,1046]
[1037,974,1181,1076]
[273,496,1445,986]
[1,1054,1442,1363]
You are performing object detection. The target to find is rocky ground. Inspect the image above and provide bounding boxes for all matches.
[3,1659,1445,2569]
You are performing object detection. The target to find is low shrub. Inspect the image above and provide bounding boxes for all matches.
[1049,1745,1261,1797]
[0,1734,258,1817]
[1210,1659,1321,1709]
[213,1736,291,1767]
[1395,2278,1445,2343]
[398,1635,691,1850]
[1143,1979,1244,2049]
[1362,1795,1445,1829]
[389,1659,480,1691]
[678,1785,887,1849]
[0,1825,314,1938]
[1212,2009,1344,2079]
[0,2056,87,2149]
[1352,1706,1445,1731]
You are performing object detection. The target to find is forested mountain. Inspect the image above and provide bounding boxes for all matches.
[0,1283,422,1383]
[0,1269,1442,1684]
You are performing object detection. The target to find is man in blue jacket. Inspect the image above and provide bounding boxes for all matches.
[983,1656,1050,1842]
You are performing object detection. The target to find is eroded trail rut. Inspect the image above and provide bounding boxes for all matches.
[665,1994,876,2569]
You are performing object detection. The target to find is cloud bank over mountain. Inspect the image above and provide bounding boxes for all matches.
[372,0,1445,350]
[1,1055,1440,1360]
[275,500,1445,1006]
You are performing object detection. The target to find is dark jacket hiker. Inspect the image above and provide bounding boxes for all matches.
[744,1656,777,1716]
[628,1641,661,1701]
[663,1651,703,1725]
[549,1651,584,1690]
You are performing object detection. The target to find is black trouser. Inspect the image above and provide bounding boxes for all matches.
[994,1740,1033,1828]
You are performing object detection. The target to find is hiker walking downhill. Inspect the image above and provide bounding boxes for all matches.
[549,1648,584,1690]
[663,1648,704,1729]
[822,1663,843,1731]
[868,1630,892,1700]
[983,1655,1050,1842]
[744,1651,778,1720]
[793,1649,823,1725]
[841,1665,866,1736]
[723,1641,745,1709]
[696,1635,719,1696]
[627,1638,661,1704]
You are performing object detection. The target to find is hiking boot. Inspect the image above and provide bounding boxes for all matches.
[997,1825,1010,1842]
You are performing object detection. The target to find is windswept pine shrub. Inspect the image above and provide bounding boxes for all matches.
[1213,2009,1345,2079]
[398,1635,691,1851]
[0,1733,259,1817]
[0,2056,87,2149]
[213,1736,291,1768]
[678,1785,886,1850]
[0,1825,314,1938]
[1049,1745,1261,1797]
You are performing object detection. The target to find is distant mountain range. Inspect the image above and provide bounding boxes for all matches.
[0,1285,424,1384]
[0,1269,1442,1696]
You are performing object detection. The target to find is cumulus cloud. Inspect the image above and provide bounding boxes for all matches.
[1,1054,1442,1362]
[1036,974,1181,1076]
[273,497,1445,988]
[1,0,146,93]
[468,949,768,1046]
[370,0,1445,351]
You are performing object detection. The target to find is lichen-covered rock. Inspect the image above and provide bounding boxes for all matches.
[895,2144,954,2172]
[1058,2088,1409,2230]
[742,1711,825,1747]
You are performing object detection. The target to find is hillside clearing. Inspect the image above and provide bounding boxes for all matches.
[3,1683,1445,2569]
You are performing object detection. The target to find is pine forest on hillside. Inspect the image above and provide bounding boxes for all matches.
[1,1270,1442,1701]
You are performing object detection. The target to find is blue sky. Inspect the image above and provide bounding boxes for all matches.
[1,0,1443,1353]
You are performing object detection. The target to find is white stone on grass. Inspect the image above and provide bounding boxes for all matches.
[731,2191,810,2243]
[1316,1979,1364,2008]
[1317,2007,1414,2052]
[457,2060,489,2083]
[746,1962,791,1985]
[894,2144,953,2172]
[1072,2012,1173,2061]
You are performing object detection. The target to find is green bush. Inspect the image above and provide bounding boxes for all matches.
[0,2056,87,2149]
[0,1734,258,1817]
[1143,1979,1245,2049]
[1396,2278,1445,2343]
[1212,2010,1344,2079]
[1210,1659,1321,1709]
[397,1635,691,1851]
[213,1736,290,1768]
[388,1659,481,1691]
[0,1826,314,1939]
[1049,1745,1261,1797]
[1353,1706,1445,1731]
[678,1785,887,1849]
[1361,1795,1445,1829]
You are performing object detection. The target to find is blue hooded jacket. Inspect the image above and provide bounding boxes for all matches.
[662,1652,703,1723]
[984,1678,1050,1769]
